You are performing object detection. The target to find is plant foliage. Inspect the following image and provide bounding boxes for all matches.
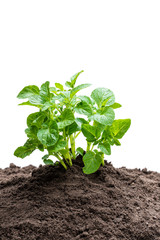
[14,71,131,174]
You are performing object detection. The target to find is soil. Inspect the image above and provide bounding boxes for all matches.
[0,156,160,240]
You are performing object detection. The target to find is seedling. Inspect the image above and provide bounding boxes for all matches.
[14,71,131,174]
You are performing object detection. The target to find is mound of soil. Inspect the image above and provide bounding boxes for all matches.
[0,156,160,240]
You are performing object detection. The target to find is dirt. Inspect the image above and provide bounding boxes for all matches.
[0,156,160,240]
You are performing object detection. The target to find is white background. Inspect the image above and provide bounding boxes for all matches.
[0,1,160,172]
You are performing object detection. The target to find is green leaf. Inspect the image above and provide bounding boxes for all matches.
[27,112,46,128]
[110,102,122,109]
[83,151,103,174]
[113,138,121,146]
[70,70,84,88]
[98,141,111,155]
[17,85,39,99]
[43,159,54,165]
[75,101,93,116]
[65,121,80,135]
[55,83,64,91]
[91,88,115,108]
[111,119,131,139]
[57,109,75,129]
[92,107,115,126]
[18,101,40,107]
[70,84,91,98]
[42,154,49,160]
[65,81,72,88]
[41,101,53,111]
[40,81,50,100]
[25,126,38,138]
[47,139,67,153]
[76,147,84,156]
[75,118,88,128]
[81,124,100,142]
[37,120,59,146]
[14,140,37,159]
[78,95,93,105]
[28,95,45,105]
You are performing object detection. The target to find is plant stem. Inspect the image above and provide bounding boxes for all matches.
[70,134,76,159]
[65,136,72,166]
[101,153,104,166]
[75,131,81,138]
[86,141,91,152]
[54,153,67,170]
[91,144,94,151]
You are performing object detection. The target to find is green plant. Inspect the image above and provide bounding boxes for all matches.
[14,70,131,174]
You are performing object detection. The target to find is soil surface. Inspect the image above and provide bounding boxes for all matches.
[0,156,160,240]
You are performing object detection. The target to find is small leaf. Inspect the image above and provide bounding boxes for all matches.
[57,109,75,129]
[98,141,111,155]
[110,102,122,109]
[70,84,91,98]
[42,154,50,160]
[43,159,54,165]
[70,70,84,88]
[83,151,103,174]
[78,95,93,105]
[75,101,93,116]
[111,119,131,139]
[17,85,39,99]
[65,121,80,135]
[76,147,84,156]
[91,88,115,108]
[91,107,115,126]
[55,83,64,91]
[18,101,40,107]
[75,118,88,128]
[65,81,72,88]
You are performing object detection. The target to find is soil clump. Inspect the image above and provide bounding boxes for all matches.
[0,156,160,240]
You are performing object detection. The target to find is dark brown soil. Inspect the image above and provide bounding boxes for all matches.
[0,156,160,240]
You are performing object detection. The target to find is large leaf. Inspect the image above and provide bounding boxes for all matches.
[92,107,115,125]
[57,109,75,129]
[40,81,50,100]
[37,120,59,146]
[17,85,39,99]
[98,141,111,155]
[111,119,131,139]
[81,124,101,142]
[27,112,46,128]
[14,146,35,158]
[70,84,91,98]
[83,151,103,174]
[91,88,115,108]
[14,139,38,159]
[28,95,45,105]
[75,101,93,116]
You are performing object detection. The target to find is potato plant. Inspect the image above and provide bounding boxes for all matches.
[14,70,131,174]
